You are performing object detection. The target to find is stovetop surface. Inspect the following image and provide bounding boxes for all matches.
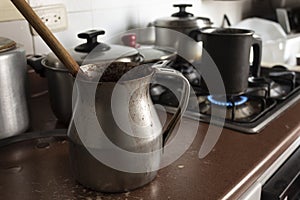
[151,65,300,133]
[3,68,300,200]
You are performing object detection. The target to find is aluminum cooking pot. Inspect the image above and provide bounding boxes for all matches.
[27,29,175,125]
[153,4,213,62]
[27,30,144,124]
[0,37,29,139]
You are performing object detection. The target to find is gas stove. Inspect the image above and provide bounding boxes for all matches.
[151,63,300,133]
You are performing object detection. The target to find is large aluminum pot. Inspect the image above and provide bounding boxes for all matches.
[27,53,73,125]
[27,30,175,125]
[0,37,29,139]
[153,4,213,62]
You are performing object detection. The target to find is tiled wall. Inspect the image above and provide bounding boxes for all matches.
[0,0,252,55]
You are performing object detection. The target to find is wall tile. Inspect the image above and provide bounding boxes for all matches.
[0,20,34,54]
[137,4,175,28]
[92,7,139,42]
[3,0,251,55]
[199,0,251,26]
[29,0,92,12]
[90,0,191,10]
[61,0,93,12]
[91,0,134,10]
[33,11,93,54]
[29,0,65,7]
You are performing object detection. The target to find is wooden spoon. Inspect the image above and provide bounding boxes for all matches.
[11,0,80,76]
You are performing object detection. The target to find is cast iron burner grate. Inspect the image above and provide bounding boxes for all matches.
[151,66,300,133]
[198,95,275,123]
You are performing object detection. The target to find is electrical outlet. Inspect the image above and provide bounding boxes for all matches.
[30,4,68,36]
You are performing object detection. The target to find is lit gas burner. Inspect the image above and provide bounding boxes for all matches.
[198,95,273,122]
[151,65,300,133]
[207,95,248,107]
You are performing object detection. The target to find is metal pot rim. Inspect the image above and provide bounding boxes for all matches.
[201,28,255,36]
[41,58,70,72]
[154,16,212,29]
[41,51,145,73]
[72,62,155,84]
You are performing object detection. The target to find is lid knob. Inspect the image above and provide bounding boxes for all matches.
[75,29,110,53]
[172,4,194,18]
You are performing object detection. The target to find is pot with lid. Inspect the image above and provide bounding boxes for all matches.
[0,37,29,139]
[28,29,145,124]
[153,4,213,62]
[154,4,212,35]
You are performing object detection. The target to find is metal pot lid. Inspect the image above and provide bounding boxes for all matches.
[79,43,141,63]
[154,4,212,28]
[0,37,16,53]
[42,52,68,71]
[138,46,177,63]
[43,30,142,70]
[73,29,141,62]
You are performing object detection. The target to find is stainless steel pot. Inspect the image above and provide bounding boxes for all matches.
[27,30,174,125]
[0,37,29,139]
[153,4,213,62]
[154,4,212,36]
[27,53,74,125]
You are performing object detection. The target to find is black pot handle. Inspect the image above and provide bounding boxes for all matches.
[75,29,110,53]
[27,54,46,77]
[251,35,262,77]
[188,27,212,42]
[189,29,202,42]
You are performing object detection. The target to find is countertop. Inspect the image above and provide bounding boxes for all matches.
[1,86,300,199]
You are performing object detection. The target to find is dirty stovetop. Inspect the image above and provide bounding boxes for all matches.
[1,90,300,200]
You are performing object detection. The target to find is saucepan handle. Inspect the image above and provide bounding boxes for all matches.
[188,27,211,42]
[251,35,262,77]
[27,54,46,77]
[153,66,190,146]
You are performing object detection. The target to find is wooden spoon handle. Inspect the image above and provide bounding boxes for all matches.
[11,0,79,76]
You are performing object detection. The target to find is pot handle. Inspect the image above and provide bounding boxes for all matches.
[27,54,46,77]
[153,66,190,146]
[188,27,211,42]
[251,35,262,77]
